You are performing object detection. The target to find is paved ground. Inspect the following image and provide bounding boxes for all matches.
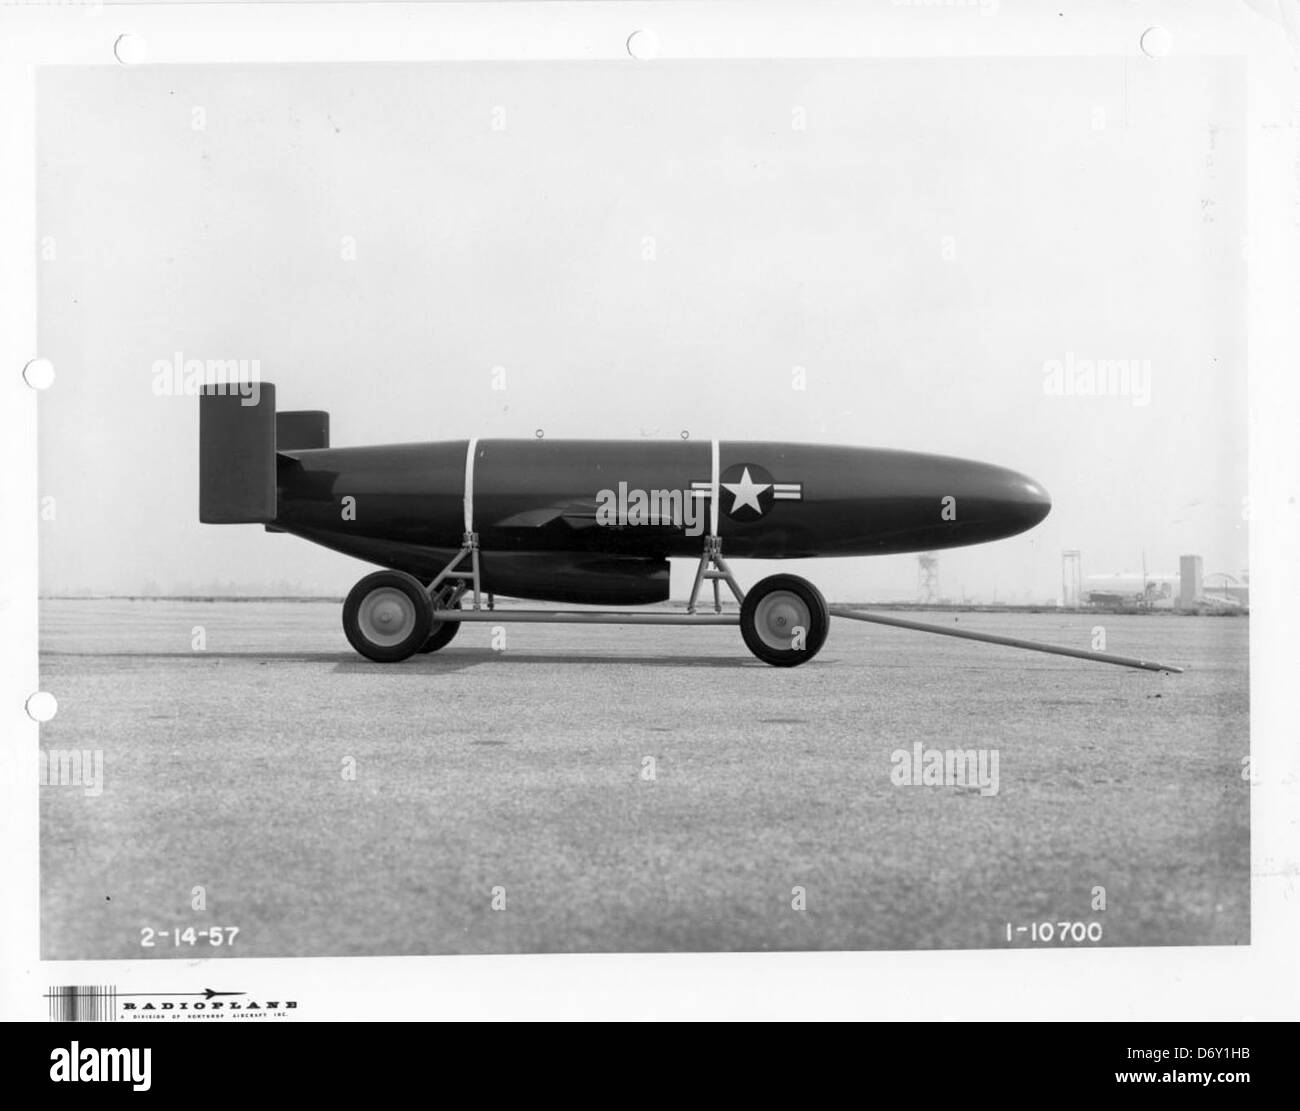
[39,600,1249,958]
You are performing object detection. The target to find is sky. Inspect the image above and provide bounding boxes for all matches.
[36,56,1247,602]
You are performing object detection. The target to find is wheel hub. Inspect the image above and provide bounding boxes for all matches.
[753,591,811,651]
[358,587,416,647]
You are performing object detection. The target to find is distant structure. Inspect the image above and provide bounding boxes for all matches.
[1203,570,1250,607]
[917,552,940,605]
[1084,574,1173,607]
[1179,554,1203,609]
[1076,553,1245,611]
[1062,550,1083,608]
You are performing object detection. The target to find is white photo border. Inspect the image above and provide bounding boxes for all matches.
[1,1,1296,1021]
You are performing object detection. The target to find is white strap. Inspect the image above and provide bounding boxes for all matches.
[710,438,720,536]
[463,438,478,533]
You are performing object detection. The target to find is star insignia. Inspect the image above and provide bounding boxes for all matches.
[721,466,772,516]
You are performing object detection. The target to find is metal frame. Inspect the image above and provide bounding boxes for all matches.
[431,434,746,626]
[419,534,1183,671]
[426,533,746,626]
[427,531,481,610]
[686,534,745,614]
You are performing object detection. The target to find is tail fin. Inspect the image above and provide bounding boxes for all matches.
[275,410,330,451]
[199,383,278,523]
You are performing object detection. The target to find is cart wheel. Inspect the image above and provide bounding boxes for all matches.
[343,570,434,662]
[419,603,462,653]
[740,574,829,667]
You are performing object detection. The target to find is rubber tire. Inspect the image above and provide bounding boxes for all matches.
[418,614,462,654]
[343,570,434,662]
[740,574,829,667]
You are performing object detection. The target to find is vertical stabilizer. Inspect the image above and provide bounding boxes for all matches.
[199,383,277,523]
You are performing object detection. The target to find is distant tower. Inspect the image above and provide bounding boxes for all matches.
[1179,554,1203,609]
[917,552,940,604]
[1062,550,1083,608]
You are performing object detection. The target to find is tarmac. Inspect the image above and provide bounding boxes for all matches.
[38,599,1249,958]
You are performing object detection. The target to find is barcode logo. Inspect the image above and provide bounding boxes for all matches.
[47,986,117,1022]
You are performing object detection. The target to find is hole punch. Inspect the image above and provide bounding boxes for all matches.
[22,358,55,390]
[113,33,147,66]
[626,30,660,61]
[1139,27,1171,59]
[25,692,58,723]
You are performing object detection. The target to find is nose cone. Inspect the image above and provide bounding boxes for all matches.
[1003,471,1052,534]
[940,460,1051,545]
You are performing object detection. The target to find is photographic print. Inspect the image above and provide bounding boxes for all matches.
[34,52,1248,962]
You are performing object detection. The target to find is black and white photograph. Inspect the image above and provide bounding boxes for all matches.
[2,0,1297,1034]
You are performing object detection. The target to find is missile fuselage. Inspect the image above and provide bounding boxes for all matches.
[270,439,1051,605]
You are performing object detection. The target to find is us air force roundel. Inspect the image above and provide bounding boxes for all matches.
[717,463,803,522]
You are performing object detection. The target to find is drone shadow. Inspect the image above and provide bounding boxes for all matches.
[41,648,766,673]
[331,648,760,674]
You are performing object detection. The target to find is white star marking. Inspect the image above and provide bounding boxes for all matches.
[721,467,772,516]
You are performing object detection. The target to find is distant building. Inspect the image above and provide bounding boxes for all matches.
[1062,550,1082,608]
[1179,555,1203,609]
[1080,555,1245,610]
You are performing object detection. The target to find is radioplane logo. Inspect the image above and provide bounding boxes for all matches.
[119,987,297,1018]
[47,985,298,1023]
